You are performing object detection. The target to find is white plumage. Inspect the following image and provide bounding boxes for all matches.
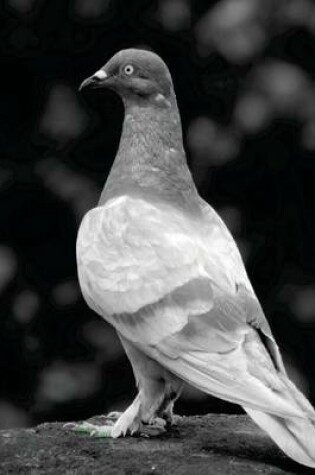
[75,49,315,468]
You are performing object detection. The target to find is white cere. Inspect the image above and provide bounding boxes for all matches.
[124,64,134,76]
[94,69,107,80]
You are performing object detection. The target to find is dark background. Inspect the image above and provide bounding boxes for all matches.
[1,0,315,429]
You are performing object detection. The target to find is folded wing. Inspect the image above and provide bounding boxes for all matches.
[77,194,315,422]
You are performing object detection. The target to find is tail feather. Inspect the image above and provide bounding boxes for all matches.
[244,371,315,468]
[149,323,315,468]
[151,342,315,468]
[244,406,315,468]
[281,375,315,419]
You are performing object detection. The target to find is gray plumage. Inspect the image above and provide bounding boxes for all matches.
[75,49,315,468]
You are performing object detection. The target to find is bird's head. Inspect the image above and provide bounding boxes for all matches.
[79,49,175,107]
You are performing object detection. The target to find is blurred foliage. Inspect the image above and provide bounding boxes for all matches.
[1,0,315,429]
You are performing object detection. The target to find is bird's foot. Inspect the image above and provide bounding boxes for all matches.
[139,417,167,437]
[63,415,166,438]
[165,414,183,427]
[63,412,123,438]
[63,404,142,438]
[159,407,183,427]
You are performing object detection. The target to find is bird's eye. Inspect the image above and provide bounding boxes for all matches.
[124,64,134,76]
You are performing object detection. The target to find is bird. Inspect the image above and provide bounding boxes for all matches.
[72,48,315,468]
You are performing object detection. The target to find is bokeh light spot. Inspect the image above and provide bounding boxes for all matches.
[40,84,89,144]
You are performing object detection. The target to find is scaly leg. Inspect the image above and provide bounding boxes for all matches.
[158,381,184,426]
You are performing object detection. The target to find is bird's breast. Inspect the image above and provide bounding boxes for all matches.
[76,195,211,317]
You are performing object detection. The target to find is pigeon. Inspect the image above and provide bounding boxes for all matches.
[73,48,315,468]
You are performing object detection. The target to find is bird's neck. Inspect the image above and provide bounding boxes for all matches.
[99,98,199,211]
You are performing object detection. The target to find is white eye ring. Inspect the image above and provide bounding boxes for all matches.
[124,64,134,76]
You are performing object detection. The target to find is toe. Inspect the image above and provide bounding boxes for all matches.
[64,421,116,437]
[64,422,99,434]
[90,425,115,438]
[166,414,183,427]
[140,418,167,437]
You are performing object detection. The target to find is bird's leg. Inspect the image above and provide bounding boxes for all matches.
[64,336,173,438]
[112,335,169,436]
[158,382,184,427]
[137,378,167,437]
[106,338,168,437]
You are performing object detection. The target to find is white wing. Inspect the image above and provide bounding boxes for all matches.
[76,195,308,419]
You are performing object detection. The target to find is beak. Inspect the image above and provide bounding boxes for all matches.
[79,69,109,92]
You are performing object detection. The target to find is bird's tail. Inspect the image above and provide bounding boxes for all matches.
[151,324,315,468]
[244,374,315,468]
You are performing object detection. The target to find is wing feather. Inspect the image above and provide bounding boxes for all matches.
[77,195,299,416]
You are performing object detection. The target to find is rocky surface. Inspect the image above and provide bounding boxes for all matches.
[0,414,313,474]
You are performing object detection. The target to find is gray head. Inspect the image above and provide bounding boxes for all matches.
[80,49,175,106]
